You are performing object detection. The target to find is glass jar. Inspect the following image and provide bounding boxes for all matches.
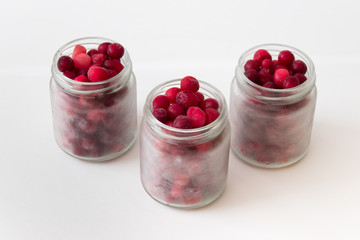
[230,44,317,168]
[50,37,137,161]
[140,79,230,209]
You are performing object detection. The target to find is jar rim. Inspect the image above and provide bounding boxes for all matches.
[236,43,316,103]
[51,36,132,94]
[143,79,228,142]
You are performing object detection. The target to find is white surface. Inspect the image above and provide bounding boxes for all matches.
[1,0,360,239]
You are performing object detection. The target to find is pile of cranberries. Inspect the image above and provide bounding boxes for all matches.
[244,49,308,89]
[57,42,125,82]
[151,76,220,129]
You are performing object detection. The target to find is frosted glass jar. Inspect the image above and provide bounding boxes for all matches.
[140,79,230,209]
[50,37,137,161]
[230,44,317,168]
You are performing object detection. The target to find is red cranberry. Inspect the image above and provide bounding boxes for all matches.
[167,103,185,120]
[195,92,204,106]
[291,60,307,74]
[180,76,199,92]
[283,76,299,89]
[278,50,295,68]
[187,106,206,128]
[273,69,290,88]
[165,121,174,127]
[274,64,287,71]
[153,108,168,123]
[107,69,118,78]
[165,87,181,103]
[91,53,107,66]
[152,95,170,110]
[201,98,219,110]
[270,60,279,72]
[98,42,111,54]
[63,71,76,79]
[74,75,89,82]
[176,90,198,109]
[87,49,99,57]
[73,53,92,69]
[258,68,273,85]
[262,81,276,89]
[76,68,88,77]
[87,107,105,121]
[72,45,86,58]
[87,66,109,82]
[253,49,272,63]
[107,43,125,59]
[57,56,74,72]
[104,59,124,73]
[173,115,192,129]
[261,59,272,68]
[244,59,260,71]
[294,73,307,84]
[244,69,259,84]
[204,108,220,124]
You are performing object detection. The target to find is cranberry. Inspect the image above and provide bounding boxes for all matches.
[262,81,276,89]
[195,92,205,106]
[87,49,99,57]
[74,118,97,134]
[201,98,219,110]
[63,71,76,79]
[167,103,185,120]
[72,45,86,58]
[87,107,105,121]
[91,53,107,66]
[244,69,259,84]
[173,115,192,129]
[165,121,174,127]
[176,90,198,109]
[87,66,109,82]
[152,95,170,110]
[153,108,168,123]
[180,76,199,92]
[173,172,190,187]
[273,69,290,88]
[261,59,272,69]
[294,73,307,84]
[278,50,295,68]
[74,75,89,82]
[107,43,125,59]
[258,68,273,85]
[187,106,206,128]
[170,186,183,198]
[80,137,96,150]
[253,49,272,63]
[204,108,220,124]
[165,87,181,103]
[73,53,92,69]
[104,59,124,73]
[76,68,88,77]
[98,42,111,54]
[107,69,118,78]
[244,59,260,71]
[283,76,299,89]
[57,56,74,72]
[291,60,307,74]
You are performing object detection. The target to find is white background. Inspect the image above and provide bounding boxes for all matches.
[1,0,360,239]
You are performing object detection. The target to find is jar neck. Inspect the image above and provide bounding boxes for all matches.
[235,43,316,105]
[144,79,228,144]
[51,37,132,96]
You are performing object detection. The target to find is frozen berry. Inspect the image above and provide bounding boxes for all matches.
[91,53,107,66]
[244,59,260,71]
[278,50,295,68]
[195,92,205,106]
[63,71,76,79]
[153,108,168,123]
[72,45,86,58]
[167,104,185,120]
[254,49,272,63]
[165,87,181,103]
[294,73,307,84]
[204,108,220,124]
[187,106,206,128]
[244,69,259,84]
[76,68,88,77]
[261,59,272,68]
[87,66,109,82]
[104,59,124,73]
[57,56,74,72]
[87,49,99,57]
[262,81,276,89]
[152,95,170,110]
[258,68,273,85]
[180,76,199,92]
[273,69,290,88]
[173,115,192,129]
[291,60,307,74]
[173,172,190,187]
[98,42,111,54]
[176,90,198,109]
[283,76,299,89]
[107,43,125,59]
[73,53,92,69]
[74,75,89,82]
[201,98,219,110]
[87,107,105,121]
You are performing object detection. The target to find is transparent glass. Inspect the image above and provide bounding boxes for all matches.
[50,37,137,161]
[140,79,230,209]
[230,44,317,168]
